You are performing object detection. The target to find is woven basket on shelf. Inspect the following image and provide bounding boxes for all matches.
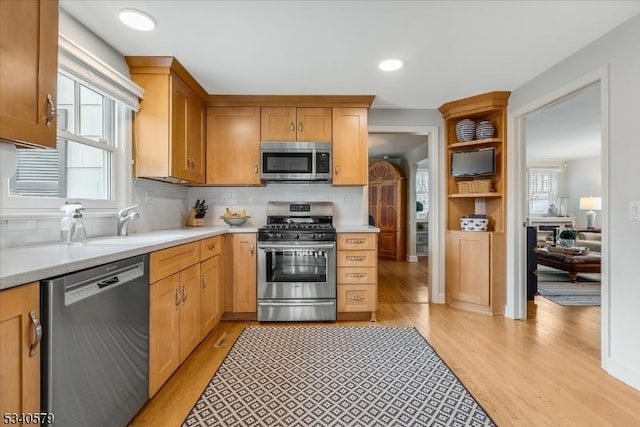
[456,179,492,194]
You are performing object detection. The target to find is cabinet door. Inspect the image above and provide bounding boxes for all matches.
[332,107,368,185]
[206,107,261,185]
[232,233,257,313]
[170,75,191,181]
[0,283,40,417]
[0,0,58,148]
[179,263,200,362]
[261,107,296,141]
[446,231,490,306]
[149,274,180,397]
[297,107,332,142]
[378,232,397,259]
[187,91,206,183]
[200,255,221,340]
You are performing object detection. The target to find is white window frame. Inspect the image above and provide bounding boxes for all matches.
[527,167,559,216]
[0,35,142,216]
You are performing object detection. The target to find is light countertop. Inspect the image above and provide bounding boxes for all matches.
[0,226,256,290]
[0,224,377,290]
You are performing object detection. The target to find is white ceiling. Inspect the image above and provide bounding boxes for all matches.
[368,133,428,159]
[525,82,601,162]
[60,1,635,159]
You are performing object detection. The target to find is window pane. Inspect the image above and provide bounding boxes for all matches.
[66,140,111,199]
[416,169,429,219]
[80,85,104,142]
[10,138,111,200]
[57,74,75,132]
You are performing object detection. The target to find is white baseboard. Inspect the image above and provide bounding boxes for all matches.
[407,255,418,262]
[603,356,640,391]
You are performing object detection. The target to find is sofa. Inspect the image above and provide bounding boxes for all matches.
[536,229,601,253]
[576,231,602,253]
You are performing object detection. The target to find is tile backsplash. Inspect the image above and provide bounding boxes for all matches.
[1,179,366,248]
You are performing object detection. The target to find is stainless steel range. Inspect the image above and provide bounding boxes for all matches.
[257,201,336,321]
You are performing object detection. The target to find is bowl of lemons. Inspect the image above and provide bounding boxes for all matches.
[220,209,250,226]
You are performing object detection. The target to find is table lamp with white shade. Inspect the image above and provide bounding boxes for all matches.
[579,196,601,230]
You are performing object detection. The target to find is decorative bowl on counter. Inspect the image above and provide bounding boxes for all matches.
[221,216,250,227]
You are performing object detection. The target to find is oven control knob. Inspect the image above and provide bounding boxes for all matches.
[276,233,282,239]
[295,234,300,240]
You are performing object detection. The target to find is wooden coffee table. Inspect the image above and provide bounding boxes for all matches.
[535,247,601,282]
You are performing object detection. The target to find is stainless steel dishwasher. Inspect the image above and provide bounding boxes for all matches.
[41,255,149,427]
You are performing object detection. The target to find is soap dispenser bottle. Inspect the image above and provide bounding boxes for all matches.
[71,208,87,243]
[60,203,83,244]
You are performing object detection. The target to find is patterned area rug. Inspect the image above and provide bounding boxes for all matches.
[183,326,495,426]
[537,267,601,306]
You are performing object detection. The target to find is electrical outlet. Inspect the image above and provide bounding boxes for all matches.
[630,201,640,222]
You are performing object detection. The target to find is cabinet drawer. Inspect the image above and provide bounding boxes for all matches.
[337,233,376,250]
[337,267,376,284]
[337,284,376,312]
[200,235,222,260]
[150,242,200,283]
[337,250,376,267]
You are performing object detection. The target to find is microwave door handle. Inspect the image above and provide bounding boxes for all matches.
[312,148,316,177]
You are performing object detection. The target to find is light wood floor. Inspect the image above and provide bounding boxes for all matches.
[131,257,640,426]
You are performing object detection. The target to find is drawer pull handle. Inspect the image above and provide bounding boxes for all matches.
[250,243,255,256]
[207,244,215,250]
[298,122,303,132]
[346,239,365,244]
[347,256,365,261]
[175,288,181,309]
[347,273,366,278]
[289,122,295,132]
[349,296,365,301]
[29,310,42,357]
[202,274,208,289]
[254,163,258,174]
[46,94,56,128]
[182,285,189,305]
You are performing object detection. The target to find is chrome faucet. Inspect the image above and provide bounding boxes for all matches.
[117,205,140,236]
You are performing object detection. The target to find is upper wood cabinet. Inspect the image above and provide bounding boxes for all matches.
[261,107,332,142]
[0,283,41,417]
[332,108,368,185]
[126,57,207,184]
[0,0,58,148]
[206,107,261,185]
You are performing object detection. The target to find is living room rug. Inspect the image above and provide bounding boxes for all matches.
[183,326,495,426]
[537,267,601,306]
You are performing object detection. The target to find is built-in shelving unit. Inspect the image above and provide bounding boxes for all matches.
[439,91,510,315]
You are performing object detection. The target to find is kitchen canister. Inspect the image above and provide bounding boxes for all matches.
[475,120,495,139]
[455,119,475,142]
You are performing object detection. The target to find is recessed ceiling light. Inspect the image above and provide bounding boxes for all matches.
[378,59,403,72]
[119,9,156,31]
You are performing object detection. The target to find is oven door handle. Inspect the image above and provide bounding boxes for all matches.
[259,301,335,307]
[258,243,336,250]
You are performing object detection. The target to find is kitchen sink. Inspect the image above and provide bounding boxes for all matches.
[87,234,184,246]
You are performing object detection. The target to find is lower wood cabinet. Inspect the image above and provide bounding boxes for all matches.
[445,230,505,314]
[200,236,223,340]
[0,282,41,417]
[231,233,257,313]
[336,233,378,320]
[149,263,200,397]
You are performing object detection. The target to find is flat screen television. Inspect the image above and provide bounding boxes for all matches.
[451,147,495,177]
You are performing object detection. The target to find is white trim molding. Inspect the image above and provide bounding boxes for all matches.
[506,65,610,368]
[58,34,143,111]
[368,125,444,304]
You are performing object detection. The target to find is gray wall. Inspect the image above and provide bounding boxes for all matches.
[510,13,640,389]
[565,156,602,228]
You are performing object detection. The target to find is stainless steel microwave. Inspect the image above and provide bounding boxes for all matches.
[260,141,332,182]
